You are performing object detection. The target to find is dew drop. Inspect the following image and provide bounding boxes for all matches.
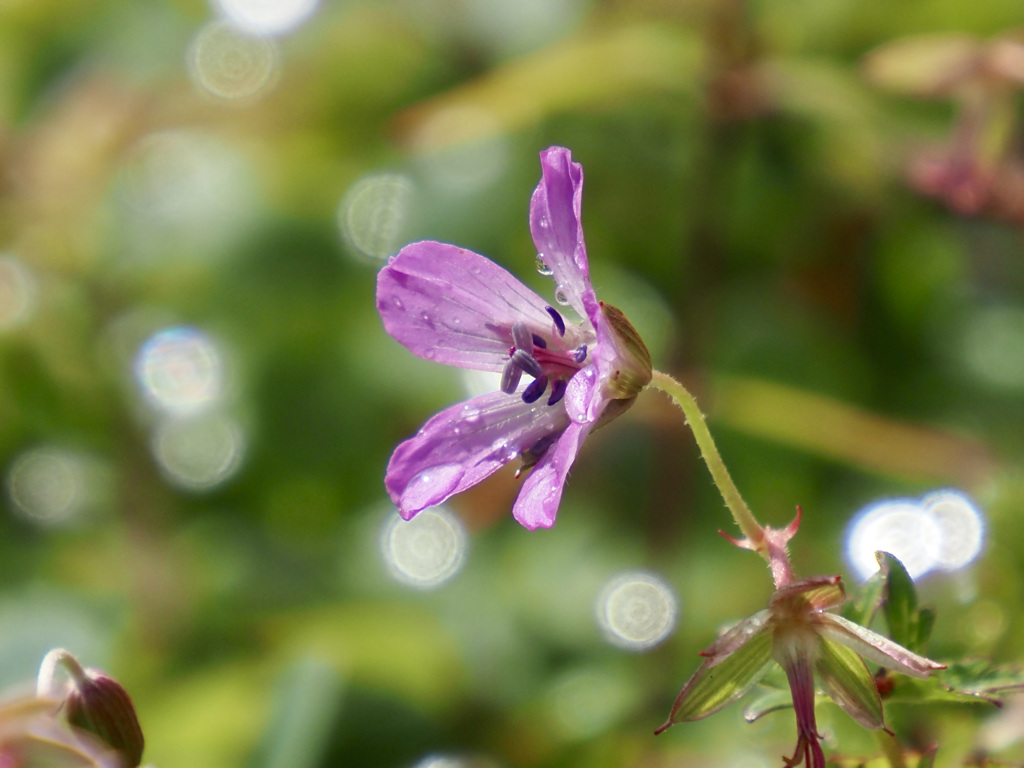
[420,311,431,322]
[460,404,481,423]
[535,255,553,276]
[555,286,570,306]
[392,297,403,309]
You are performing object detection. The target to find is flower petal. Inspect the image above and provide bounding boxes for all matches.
[816,613,946,680]
[377,241,555,371]
[529,147,591,319]
[815,636,885,730]
[513,420,590,529]
[386,390,569,519]
[655,614,773,731]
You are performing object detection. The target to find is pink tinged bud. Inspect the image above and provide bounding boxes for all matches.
[38,650,144,768]
[64,672,145,768]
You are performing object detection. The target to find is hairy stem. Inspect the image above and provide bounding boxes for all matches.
[648,370,764,550]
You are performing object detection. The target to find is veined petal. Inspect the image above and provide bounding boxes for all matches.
[529,147,591,320]
[815,636,885,730]
[816,614,946,680]
[656,614,774,731]
[378,241,555,371]
[513,420,590,529]
[386,390,569,519]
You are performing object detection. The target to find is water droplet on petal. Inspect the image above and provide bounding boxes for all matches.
[535,255,553,276]
[554,286,570,306]
[403,463,464,511]
[460,404,481,423]
[392,297,403,309]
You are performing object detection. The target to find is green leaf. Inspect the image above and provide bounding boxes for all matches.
[878,552,922,652]
[843,566,885,627]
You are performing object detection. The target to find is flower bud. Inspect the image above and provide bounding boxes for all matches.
[37,649,144,768]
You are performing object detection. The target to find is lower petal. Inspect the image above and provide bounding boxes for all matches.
[386,390,568,519]
[513,420,590,529]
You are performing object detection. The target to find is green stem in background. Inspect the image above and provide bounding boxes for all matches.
[876,730,908,768]
[648,370,765,553]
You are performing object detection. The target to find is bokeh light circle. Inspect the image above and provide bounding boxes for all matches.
[596,570,678,651]
[846,490,986,580]
[188,20,279,102]
[846,500,941,580]
[380,506,467,589]
[134,326,224,414]
[213,0,319,36]
[338,172,415,262]
[6,448,92,526]
[922,489,985,571]
[151,413,245,491]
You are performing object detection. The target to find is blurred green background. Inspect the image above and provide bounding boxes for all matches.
[1,0,1023,766]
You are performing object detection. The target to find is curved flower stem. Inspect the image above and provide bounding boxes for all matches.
[649,370,765,553]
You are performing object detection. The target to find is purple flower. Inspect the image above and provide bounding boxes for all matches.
[376,147,651,529]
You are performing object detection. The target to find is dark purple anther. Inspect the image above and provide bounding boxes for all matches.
[573,345,588,364]
[522,375,549,403]
[532,334,547,349]
[545,306,566,337]
[547,378,568,406]
[511,349,544,378]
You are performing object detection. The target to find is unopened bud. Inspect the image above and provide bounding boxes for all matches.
[38,649,145,768]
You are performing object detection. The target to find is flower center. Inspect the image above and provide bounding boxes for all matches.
[500,312,588,406]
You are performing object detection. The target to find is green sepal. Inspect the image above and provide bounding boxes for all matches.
[658,623,773,728]
[815,636,885,730]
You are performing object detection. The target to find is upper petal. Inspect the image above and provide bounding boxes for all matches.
[386,390,569,519]
[529,147,591,319]
[513,420,590,529]
[816,613,946,680]
[377,241,555,371]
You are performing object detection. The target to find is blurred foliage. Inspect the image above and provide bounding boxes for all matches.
[1,0,1024,767]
